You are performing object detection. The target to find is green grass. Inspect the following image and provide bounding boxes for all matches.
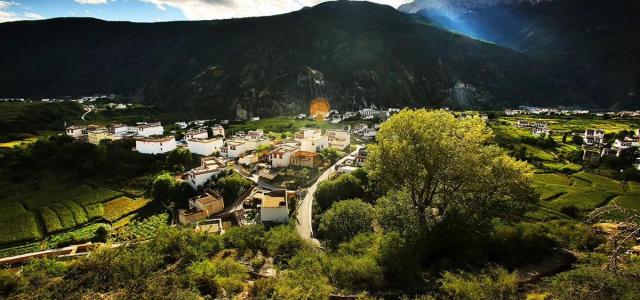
[0,137,37,148]
[84,203,104,220]
[608,196,640,211]
[534,183,569,200]
[0,203,43,244]
[112,213,170,242]
[533,173,571,186]
[0,243,43,259]
[542,162,582,172]
[0,102,83,134]
[573,172,625,192]
[46,223,111,248]
[548,190,616,211]
[39,207,63,233]
[51,204,77,229]
[103,197,151,222]
[228,116,343,134]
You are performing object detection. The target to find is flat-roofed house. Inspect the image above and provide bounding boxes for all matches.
[268,143,300,168]
[327,129,351,150]
[187,138,224,156]
[135,136,176,154]
[129,122,164,137]
[178,192,225,225]
[87,128,109,145]
[584,129,605,146]
[211,125,225,138]
[65,125,87,139]
[107,123,128,135]
[291,151,321,168]
[182,156,226,190]
[221,140,248,158]
[260,190,289,225]
[186,128,209,139]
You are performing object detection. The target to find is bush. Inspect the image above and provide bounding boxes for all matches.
[251,277,277,299]
[0,270,17,296]
[187,258,248,297]
[264,226,305,263]
[315,173,364,211]
[319,199,375,248]
[222,224,265,253]
[440,267,519,300]
[560,205,580,218]
[547,265,640,300]
[214,172,253,207]
[327,254,383,292]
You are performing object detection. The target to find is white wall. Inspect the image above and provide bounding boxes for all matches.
[132,125,164,137]
[271,151,294,168]
[136,139,176,154]
[188,139,223,156]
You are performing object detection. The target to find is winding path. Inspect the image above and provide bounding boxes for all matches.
[295,146,362,243]
[81,106,92,121]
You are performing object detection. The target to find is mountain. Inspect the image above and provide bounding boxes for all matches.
[399,0,640,109]
[0,1,600,119]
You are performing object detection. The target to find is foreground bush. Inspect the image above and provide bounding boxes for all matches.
[440,267,519,300]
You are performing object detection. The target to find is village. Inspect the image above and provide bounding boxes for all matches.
[61,113,374,235]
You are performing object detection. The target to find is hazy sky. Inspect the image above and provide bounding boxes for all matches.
[0,0,412,23]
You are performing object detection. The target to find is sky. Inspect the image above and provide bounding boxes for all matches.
[0,0,412,23]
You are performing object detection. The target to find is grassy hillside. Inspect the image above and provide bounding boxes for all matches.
[0,102,82,135]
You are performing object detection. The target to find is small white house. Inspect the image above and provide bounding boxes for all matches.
[295,128,328,152]
[260,190,289,225]
[584,129,605,145]
[182,157,226,190]
[129,122,164,137]
[268,143,300,168]
[211,125,225,137]
[187,138,224,156]
[221,140,248,158]
[65,125,87,139]
[328,129,351,150]
[107,124,128,135]
[185,128,208,139]
[135,136,176,154]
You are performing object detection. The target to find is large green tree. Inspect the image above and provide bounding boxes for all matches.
[366,109,537,231]
[319,199,375,248]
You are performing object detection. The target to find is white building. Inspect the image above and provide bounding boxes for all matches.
[295,128,328,153]
[175,122,188,129]
[532,127,551,136]
[187,138,224,156]
[65,125,87,139]
[185,128,208,139]
[211,125,225,138]
[517,120,529,127]
[182,157,226,190]
[107,124,128,135]
[221,140,249,158]
[268,143,300,168]
[362,129,378,140]
[129,122,164,137]
[246,129,264,140]
[135,136,176,154]
[260,190,289,225]
[327,129,351,150]
[584,129,605,145]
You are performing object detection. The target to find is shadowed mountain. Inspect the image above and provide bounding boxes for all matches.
[0,1,588,118]
[400,0,640,109]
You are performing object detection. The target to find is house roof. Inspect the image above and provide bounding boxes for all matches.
[262,196,287,208]
[136,136,175,142]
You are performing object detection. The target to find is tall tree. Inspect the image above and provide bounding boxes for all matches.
[366,109,537,230]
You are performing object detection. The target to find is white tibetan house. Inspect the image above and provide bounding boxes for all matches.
[135,136,176,154]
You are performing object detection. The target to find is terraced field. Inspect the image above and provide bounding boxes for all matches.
[0,183,146,246]
[532,171,640,220]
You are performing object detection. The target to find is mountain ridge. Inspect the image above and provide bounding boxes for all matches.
[0,0,626,118]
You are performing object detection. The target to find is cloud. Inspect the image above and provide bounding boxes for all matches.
[74,0,110,4]
[0,1,45,22]
[139,0,411,20]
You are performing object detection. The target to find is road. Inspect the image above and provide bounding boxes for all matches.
[295,146,362,242]
[81,106,92,121]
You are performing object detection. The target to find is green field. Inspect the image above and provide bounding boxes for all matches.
[0,102,83,134]
[0,181,127,245]
[103,197,151,222]
[227,116,346,134]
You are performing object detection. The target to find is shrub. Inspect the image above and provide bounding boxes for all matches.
[560,205,580,218]
[251,277,277,299]
[315,173,364,211]
[264,226,305,263]
[440,267,519,300]
[0,270,17,296]
[319,199,374,248]
[187,258,248,297]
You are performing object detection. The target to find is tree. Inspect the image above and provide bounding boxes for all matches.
[152,172,175,205]
[165,148,193,171]
[572,135,583,145]
[264,226,305,263]
[319,199,375,248]
[314,173,365,211]
[214,172,253,207]
[366,109,537,231]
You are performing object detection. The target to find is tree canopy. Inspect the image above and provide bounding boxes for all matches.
[366,109,537,232]
[319,199,375,248]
